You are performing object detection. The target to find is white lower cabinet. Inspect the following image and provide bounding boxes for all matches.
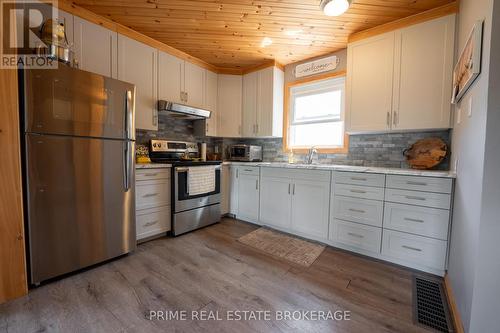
[135,168,171,241]
[237,167,260,223]
[331,219,382,254]
[229,166,239,216]
[258,168,330,241]
[291,178,330,239]
[221,165,230,215]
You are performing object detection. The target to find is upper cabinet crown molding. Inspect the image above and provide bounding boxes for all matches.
[346,14,455,134]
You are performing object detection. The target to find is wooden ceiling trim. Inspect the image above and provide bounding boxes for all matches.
[348,1,459,43]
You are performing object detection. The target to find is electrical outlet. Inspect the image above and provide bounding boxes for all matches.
[468,96,473,117]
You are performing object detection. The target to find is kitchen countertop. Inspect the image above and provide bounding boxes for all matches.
[222,161,456,178]
[136,163,172,169]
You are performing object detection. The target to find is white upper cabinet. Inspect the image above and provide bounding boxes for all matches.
[392,15,455,130]
[74,17,117,78]
[242,71,258,137]
[241,66,284,138]
[158,51,184,104]
[346,15,455,133]
[346,32,395,132]
[204,70,218,136]
[158,51,206,108]
[217,74,242,137]
[184,62,205,108]
[118,34,158,131]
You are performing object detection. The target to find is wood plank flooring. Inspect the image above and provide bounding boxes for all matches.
[0,218,434,333]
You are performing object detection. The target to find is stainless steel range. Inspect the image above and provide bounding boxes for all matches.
[149,140,222,236]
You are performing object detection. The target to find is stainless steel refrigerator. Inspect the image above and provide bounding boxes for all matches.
[21,64,136,285]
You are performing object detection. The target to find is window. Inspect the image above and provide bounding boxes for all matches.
[285,75,348,153]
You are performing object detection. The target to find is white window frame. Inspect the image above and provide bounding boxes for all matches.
[288,76,346,150]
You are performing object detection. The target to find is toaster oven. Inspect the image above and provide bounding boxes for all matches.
[228,144,263,162]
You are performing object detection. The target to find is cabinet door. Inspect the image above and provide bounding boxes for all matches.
[257,66,274,136]
[184,62,205,108]
[158,51,183,104]
[242,71,258,137]
[74,17,117,78]
[205,70,218,136]
[217,75,242,137]
[221,165,230,215]
[346,32,395,132]
[229,167,239,215]
[118,35,158,131]
[291,179,330,239]
[259,176,291,229]
[237,174,260,223]
[392,15,455,130]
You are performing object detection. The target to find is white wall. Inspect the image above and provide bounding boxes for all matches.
[448,0,497,331]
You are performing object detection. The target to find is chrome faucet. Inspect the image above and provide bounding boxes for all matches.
[307,146,318,164]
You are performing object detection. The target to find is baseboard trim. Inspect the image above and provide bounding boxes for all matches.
[444,274,465,333]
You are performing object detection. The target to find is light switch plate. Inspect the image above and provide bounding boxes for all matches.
[468,96,473,117]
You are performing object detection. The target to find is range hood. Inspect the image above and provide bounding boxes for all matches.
[157,100,211,120]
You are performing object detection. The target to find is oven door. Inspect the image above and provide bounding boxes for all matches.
[174,165,221,213]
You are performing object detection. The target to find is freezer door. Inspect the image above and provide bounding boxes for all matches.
[24,64,135,140]
[26,134,136,284]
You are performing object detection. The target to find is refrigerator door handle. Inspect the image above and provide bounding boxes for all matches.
[124,141,132,191]
[125,90,133,140]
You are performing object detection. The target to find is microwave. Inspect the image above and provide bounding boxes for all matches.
[228,144,263,162]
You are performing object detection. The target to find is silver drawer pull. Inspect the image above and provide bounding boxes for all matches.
[144,220,159,227]
[406,181,427,186]
[402,245,422,252]
[404,217,425,223]
[350,189,367,194]
[244,169,253,172]
[351,177,367,181]
[143,193,159,198]
[347,232,364,239]
[144,173,158,177]
[404,195,426,201]
[349,208,366,213]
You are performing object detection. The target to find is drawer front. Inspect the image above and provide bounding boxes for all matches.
[136,206,171,240]
[334,171,385,187]
[386,175,452,193]
[261,167,293,179]
[332,219,382,254]
[334,183,384,201]
[382,229,447,270]
[238,166,260,176]
[136,180,171,210]
[334,196,383,227]
[136,169,170,181]
[385,188,451,209]
[384,202,450,240]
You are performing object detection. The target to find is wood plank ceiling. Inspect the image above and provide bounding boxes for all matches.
[73,0,456,70]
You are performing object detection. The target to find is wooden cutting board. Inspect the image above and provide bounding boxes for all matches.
[404,138,448,169]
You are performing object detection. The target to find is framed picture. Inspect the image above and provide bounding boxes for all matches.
[451,20,483,104]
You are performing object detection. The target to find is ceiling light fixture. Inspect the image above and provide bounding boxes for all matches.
[320,0,351,17]
[261,37,273,47]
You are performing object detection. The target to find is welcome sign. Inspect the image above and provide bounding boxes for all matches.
[294,55,338,78]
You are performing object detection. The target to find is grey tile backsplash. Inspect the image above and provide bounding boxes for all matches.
[137,115,451,170]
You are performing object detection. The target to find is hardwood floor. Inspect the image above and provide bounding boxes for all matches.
[0,218,433,333]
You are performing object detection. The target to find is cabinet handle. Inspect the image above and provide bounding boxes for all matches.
[185,92,188,102]
[255,179,259,190]
[393,111,398,125]
[206,122,209,133]
[350,189,366,194]
[236,169,239,178]
[347,232,364,239]
[351,177,367,181]
[144,173,158,177]
[256,124,259,134]
[288,183,291,194]
[386,111,391,127]
[292,184,295,195]
[402,245,422,252]
[143,193,159,198]
[406,181,427,186]
[404,217,425,223]
[144,220,159,227]
[348,208,366,213]
[404,195,426,201]
[244,169,253,172]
